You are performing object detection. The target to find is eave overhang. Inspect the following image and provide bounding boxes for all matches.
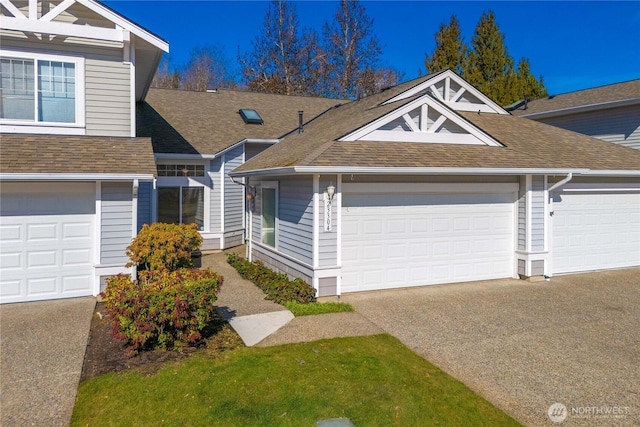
[518,98,640,120]
[0,173,155,181]
[153,138,281,160]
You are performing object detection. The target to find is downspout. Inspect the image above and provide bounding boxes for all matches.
[548,173,573,193]
[546,173,572,280]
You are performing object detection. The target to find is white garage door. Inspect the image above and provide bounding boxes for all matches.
[0,182,95,303]
[552,191,640,274]
[341,186,516,293]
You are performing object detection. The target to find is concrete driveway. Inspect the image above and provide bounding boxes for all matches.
[0,297,95,427]
[341,268,640,426]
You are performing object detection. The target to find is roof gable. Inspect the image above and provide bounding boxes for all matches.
[383,70,508,114]
[340,94,503,146]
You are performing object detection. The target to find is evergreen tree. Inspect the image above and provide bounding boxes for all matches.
[515,58,548,101]
[424,15,467,75]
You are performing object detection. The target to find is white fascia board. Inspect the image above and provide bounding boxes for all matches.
[75,0,169,52]
[341,94,502,147]
[154,153,220,160]
[1,16,124,42]
[582,170,640,177]
[230,166,589,178]
[519,98,640,119]
[0,173,155,181]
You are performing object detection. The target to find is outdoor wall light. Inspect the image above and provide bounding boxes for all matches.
[326,184,335,202]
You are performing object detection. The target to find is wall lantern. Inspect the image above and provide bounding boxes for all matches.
[324,183,335,232]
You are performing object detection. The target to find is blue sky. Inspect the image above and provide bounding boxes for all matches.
[104,1,640,95]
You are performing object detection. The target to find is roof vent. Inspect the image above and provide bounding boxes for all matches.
[239,109,263,124]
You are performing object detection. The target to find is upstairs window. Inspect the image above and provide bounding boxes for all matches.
[0,52,82,125]
[157,164,205,177]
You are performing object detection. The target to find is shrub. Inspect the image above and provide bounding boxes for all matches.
[126,223,203,271]
[102,269,222,358]
[227,253,316,304]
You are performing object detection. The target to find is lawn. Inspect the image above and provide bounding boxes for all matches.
[72,334,520,426]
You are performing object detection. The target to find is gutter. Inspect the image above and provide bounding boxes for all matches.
[230,166,588,178]
[0,173,155,181]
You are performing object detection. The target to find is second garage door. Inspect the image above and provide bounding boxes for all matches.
[552,191,640,274]
[341,185,516,293]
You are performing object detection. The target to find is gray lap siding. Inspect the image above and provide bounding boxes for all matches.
[100,182,133,265]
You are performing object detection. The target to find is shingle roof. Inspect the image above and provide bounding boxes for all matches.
[233,77,640,174]
[0,134,156,175]
[137,88,345,155]
[510,79,640,117]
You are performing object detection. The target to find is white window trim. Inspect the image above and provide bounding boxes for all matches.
[0,49,85,133]
[260,181,278,249]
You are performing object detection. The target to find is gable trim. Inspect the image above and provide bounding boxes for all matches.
[383,70,508,115]
[340,94,503,147]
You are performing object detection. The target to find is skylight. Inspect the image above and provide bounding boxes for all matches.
[239,109,263,124]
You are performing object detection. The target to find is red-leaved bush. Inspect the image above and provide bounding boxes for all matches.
[102,269,222,358]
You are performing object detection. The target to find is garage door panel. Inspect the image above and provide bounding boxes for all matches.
[0,183,95,303]
[552,192,640,274]
[342,190,515,293]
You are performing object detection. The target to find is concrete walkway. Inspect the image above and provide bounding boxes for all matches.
[202,251,382,346]
[0,297,95,427]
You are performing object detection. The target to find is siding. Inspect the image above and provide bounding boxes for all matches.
[101,182,132,265]
[531,176,545,251]
[209,157,222,233]
[278,176,313,266]
[319,175,338,267]
[136,181,152,232]
[85,59,131,136]
[251,177,314,266]
[518,178,527,251]
[539,105,640,150]
[224,146,244,234]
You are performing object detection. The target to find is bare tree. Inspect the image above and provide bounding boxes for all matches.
[240,0,311,95]
[151,56,180,89]
[181,46,231,91]
[322,0,386,99]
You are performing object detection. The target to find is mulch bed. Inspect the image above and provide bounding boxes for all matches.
[80,302,245,382]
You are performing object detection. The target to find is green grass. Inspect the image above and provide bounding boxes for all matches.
[285,301,354,316]
[72,334,521,427]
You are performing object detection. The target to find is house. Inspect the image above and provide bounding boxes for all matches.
[136,88,342,252]
[509,79,640,150]
[230,70,640,296]
[0,0,168,303]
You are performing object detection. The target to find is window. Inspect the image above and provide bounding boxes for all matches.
[239,108,263,124]
[157,164,205,177]
[261,183,277,247]
[0,53,81,125]
[158,187,204,230]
